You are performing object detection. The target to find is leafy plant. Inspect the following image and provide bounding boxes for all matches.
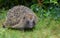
[31,3,60,21]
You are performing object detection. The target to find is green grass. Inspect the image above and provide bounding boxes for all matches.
[0,18,60,38]
[0,10,60,38]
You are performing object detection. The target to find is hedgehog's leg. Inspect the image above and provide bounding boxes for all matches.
[2,21,7,28]
[11,23,24,30]
[2,24,5,28]
[11,19,24,30]
[11,23,24,28]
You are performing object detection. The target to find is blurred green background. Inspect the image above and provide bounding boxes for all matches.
[0,0,60,38]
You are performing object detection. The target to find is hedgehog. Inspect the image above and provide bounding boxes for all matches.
[3,5,38,30]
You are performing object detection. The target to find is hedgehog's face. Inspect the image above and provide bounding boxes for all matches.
[24,14,36,28]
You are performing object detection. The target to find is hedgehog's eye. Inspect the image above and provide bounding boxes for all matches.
[33,21,35,25]
[23,17,25,19]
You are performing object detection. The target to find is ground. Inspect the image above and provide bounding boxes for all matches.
[0,10,60,38]
[0,17,60,38]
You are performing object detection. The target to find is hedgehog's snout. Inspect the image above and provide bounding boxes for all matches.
[26,20,35,28]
